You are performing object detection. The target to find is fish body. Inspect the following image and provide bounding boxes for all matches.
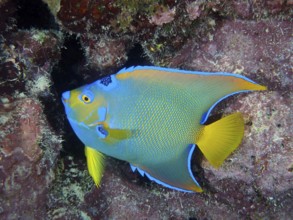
[62,66,266,192]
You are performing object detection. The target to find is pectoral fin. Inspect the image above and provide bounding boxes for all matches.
[107,128,132,140]
[85,146,105,187]
[95,124,132,144]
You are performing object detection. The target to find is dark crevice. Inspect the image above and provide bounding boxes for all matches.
[44,35,86,158]
[123,43,152,67]
[16,0,58,30]
[51,34,86,93]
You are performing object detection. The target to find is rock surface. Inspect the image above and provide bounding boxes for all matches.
[0,98,62,219]
[0,3,63,219]
[0,0,292,219]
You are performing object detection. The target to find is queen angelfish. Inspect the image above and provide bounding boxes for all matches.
[62,66,266,192]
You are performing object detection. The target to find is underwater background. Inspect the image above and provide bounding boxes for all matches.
[0,0,292,219]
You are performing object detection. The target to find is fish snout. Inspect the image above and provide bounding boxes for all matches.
[62,91,72,116]
[62,91,70,104]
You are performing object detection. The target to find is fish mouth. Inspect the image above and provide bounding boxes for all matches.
[62,98,67,106]
[61,91,70,104]
[61,99,72,116]
[62,91,70,99]
[61,91,72,115]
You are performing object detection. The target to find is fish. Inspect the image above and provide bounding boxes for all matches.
[62,66,266,193]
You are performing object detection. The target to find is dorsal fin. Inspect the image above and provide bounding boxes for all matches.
[116,66,265,85]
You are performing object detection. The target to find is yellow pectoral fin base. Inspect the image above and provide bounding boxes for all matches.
[85,146,105,187]
[99,123,133,145]
[196,112,244,168]
[107,128,132,140]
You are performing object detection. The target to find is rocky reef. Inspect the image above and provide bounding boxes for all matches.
[0,0,292,219]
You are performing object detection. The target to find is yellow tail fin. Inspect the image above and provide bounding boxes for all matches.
[196,112,244,168]
[85,146,105,187]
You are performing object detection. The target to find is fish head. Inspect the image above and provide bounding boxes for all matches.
[61,83,106,126]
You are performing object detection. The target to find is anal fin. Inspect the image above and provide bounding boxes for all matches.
[196,112,244,168]
[85,146,105,187]
[129,144,203,193]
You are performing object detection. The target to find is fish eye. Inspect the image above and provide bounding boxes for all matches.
[79,90,94,104]
[82,95,90,103]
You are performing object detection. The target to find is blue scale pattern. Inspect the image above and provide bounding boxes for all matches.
[99,76,112,86]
